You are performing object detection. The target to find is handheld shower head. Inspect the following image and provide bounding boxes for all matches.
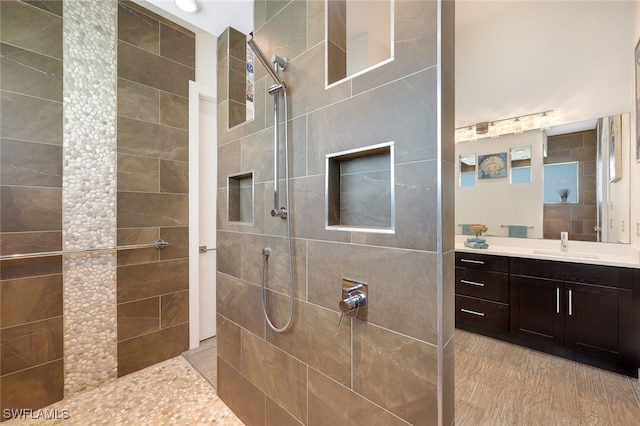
[247,36,287,90]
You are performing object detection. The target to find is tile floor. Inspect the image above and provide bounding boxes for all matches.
[6,331,640,425]
[455,329,640,425]
[4,351,240,426]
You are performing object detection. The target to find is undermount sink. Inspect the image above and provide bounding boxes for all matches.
[532,249,599,260]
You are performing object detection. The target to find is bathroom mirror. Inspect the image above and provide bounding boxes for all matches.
[326,0,393,86]
[455,114,631,243]
[456,1,634,244]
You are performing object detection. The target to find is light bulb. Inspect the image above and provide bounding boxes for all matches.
[512,117,523,134]
[174,0,198,13]
[489,122,499,138]
[538,112,551,130]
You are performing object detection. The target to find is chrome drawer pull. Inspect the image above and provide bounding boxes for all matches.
[568,290,572,316]
[556,288,560,314]
[460,259,484,264]
[460,279,485,287]
[460,308,485,317]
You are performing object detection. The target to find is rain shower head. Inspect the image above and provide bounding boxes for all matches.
[247,35,287,90]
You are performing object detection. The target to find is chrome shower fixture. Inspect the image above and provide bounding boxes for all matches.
[247,33,288,89]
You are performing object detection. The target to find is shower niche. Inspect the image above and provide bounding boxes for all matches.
[326,142,395,233]
[326,0,393,86]
[225,27,255,128]
[228,172,254,224]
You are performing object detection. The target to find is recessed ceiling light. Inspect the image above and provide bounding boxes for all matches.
[174,0,198,13]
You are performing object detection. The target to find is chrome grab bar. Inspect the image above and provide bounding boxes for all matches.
[0,239,169,261]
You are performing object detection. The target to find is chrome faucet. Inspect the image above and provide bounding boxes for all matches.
[560,231,568,251]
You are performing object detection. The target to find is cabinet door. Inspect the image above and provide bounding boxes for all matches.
[510,275,564,346]
[564,283,634,364]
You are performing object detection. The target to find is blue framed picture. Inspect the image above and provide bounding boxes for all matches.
[478,152,508,179]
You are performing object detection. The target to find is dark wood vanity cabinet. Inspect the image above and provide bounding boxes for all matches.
[510,257,635,368]
[455,252,638,376]
[455,252,510,336]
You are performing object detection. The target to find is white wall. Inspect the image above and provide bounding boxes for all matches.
[456,131,545,239]
[456,1,632,128]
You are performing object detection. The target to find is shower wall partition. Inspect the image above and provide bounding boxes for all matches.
[0,0,193,416]
[216,1,455,425]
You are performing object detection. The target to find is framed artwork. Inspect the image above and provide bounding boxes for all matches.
[636,38,640,162]
[478,152,507,179]
[609,114,622,182]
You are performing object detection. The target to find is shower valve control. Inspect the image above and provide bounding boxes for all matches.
[338,279,368,326]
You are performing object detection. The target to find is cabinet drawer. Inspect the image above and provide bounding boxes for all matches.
[456,252,508,273]
[510,257,632,289]
[456,295,509,334]
[456,268,509,303]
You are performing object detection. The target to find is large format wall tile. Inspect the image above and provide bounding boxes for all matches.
[308,368,408,426]
[118,116,188,161]
[117,259,188,303]
[0,0,62,59]
[117,78,160,123]
[308,240,437,343]
[0,43,62,102]
[242,330,307,423]
[218,357,266,426]
[117,323,188,377]
[0,91,62,145]
[0,139,62,187]
[117,192,188,228]
[117,298,160,341]
[1,359,64,415]
[1,317,63,375]
[160,23,195,68]
[0,187,62,232]
[216,272,265,338]
[118,1,159,54]
[118,41,194,97]
[266,299,350,386]
[1,274,62,327]
[353,322,438,425]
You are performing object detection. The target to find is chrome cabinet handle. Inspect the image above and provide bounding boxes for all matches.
[460,308,485,317]
[460,279,485,287]
[556,288,560,314]
[460,259,484,264]
[568,290,572,316]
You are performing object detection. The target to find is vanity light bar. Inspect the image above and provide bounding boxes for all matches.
[455,110,554,143]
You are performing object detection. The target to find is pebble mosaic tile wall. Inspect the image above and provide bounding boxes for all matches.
[62,0,118,395]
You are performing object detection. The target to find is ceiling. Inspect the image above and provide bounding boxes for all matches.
[140,0,528,39]
[137,0,254,36]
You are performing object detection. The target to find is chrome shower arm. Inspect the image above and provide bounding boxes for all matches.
[247,37,287,89]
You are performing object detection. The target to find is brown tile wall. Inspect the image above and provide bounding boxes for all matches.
[116,1,193,377]
[0,0,64,416]
[216,1,455,425]
[543,130,597,241]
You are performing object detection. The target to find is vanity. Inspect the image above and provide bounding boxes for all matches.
[455,238,640,377]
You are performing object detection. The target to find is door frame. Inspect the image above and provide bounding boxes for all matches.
[188,80,217,349]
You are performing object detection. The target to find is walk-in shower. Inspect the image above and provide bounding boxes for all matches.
[247,34,294,333]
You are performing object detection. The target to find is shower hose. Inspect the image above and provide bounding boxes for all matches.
[261,90,294,333]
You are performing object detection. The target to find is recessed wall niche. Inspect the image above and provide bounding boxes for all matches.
[326,0,394,86]
[226,27,254,128]
[326,142,394,232]
[228,172,254,224]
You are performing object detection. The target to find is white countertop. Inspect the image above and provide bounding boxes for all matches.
[455,235,640,268]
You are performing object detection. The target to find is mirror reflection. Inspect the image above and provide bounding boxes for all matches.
[455,114,630,243]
